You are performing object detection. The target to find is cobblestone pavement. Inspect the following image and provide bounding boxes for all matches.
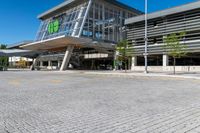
[0,71,200,133]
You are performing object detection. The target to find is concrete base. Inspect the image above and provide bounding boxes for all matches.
[47,66,57,70]
[131,66,200,72]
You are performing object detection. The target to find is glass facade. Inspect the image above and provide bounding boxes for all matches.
[36,0,137,43]
[82,0,135,43]
[36,1,89,41]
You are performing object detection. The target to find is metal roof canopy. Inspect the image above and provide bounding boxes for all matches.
[8,40,33,49]
[125,1,200,24]
[20,35,115,51]
[0,49,40,58]
[38,0,143,20]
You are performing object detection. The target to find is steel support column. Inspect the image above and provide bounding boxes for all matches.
[144,0,148,73]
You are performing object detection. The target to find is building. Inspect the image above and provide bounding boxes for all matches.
[20,0,142,70]
[8,41,35,68]
[125,1,200,72]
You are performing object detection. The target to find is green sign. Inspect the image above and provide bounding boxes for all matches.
[48,20,59,34]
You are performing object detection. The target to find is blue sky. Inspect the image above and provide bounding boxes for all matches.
[0,0,197,45]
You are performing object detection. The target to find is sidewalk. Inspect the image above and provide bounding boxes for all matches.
[61,70,200,80]
[4,69,200,80]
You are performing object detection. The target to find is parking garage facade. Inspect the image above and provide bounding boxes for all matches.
[125,1,200,72]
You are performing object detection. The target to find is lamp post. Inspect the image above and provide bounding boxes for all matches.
[144,0,148,73]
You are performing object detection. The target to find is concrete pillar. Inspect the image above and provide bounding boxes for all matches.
[48,60,51,67]
[131,56,137,69]
[163,55,169,66]
[58,60,61,68]
[47,60,52,69]
[131,56,137,70]
[9,57,13,67]
[113,51,117,71]
[60,45,74,71]
[40,61,43,67]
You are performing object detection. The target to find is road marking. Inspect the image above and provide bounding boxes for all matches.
[50,80,63,84]
[9,79,21,86]
[191,79,200,84]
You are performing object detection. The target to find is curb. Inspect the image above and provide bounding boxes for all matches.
[60,70,200,80]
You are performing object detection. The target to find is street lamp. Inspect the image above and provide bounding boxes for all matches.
[144,0,148,74]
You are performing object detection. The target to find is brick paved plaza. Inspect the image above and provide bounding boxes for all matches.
[0,71,200,133]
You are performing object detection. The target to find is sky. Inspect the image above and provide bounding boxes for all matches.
[0,0,197,45]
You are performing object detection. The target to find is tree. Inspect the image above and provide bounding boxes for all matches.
[163,32,187,74]
[115,40,135,72]
[0,44,7,49]
[0,44,8,71]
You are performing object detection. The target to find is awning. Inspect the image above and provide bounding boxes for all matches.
[20,35,115,51]
[0,49,40,58]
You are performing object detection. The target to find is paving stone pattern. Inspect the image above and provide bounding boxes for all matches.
[0,71,200,133]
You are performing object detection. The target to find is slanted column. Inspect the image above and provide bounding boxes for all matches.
[131,56,137,70]
[163,55,169,66]
[60,45,74,71]
[30,58,37,70]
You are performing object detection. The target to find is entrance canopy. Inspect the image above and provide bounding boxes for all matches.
[20,35,115,51]
[0,49,40,58]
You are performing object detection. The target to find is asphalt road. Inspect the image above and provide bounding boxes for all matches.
[0,71,200,133]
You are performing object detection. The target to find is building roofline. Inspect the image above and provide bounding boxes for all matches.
[38,0,76,20]
[107,0,143,15]
[38,0,143,20]
[8,40,33,49]
[125,1,200,25]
